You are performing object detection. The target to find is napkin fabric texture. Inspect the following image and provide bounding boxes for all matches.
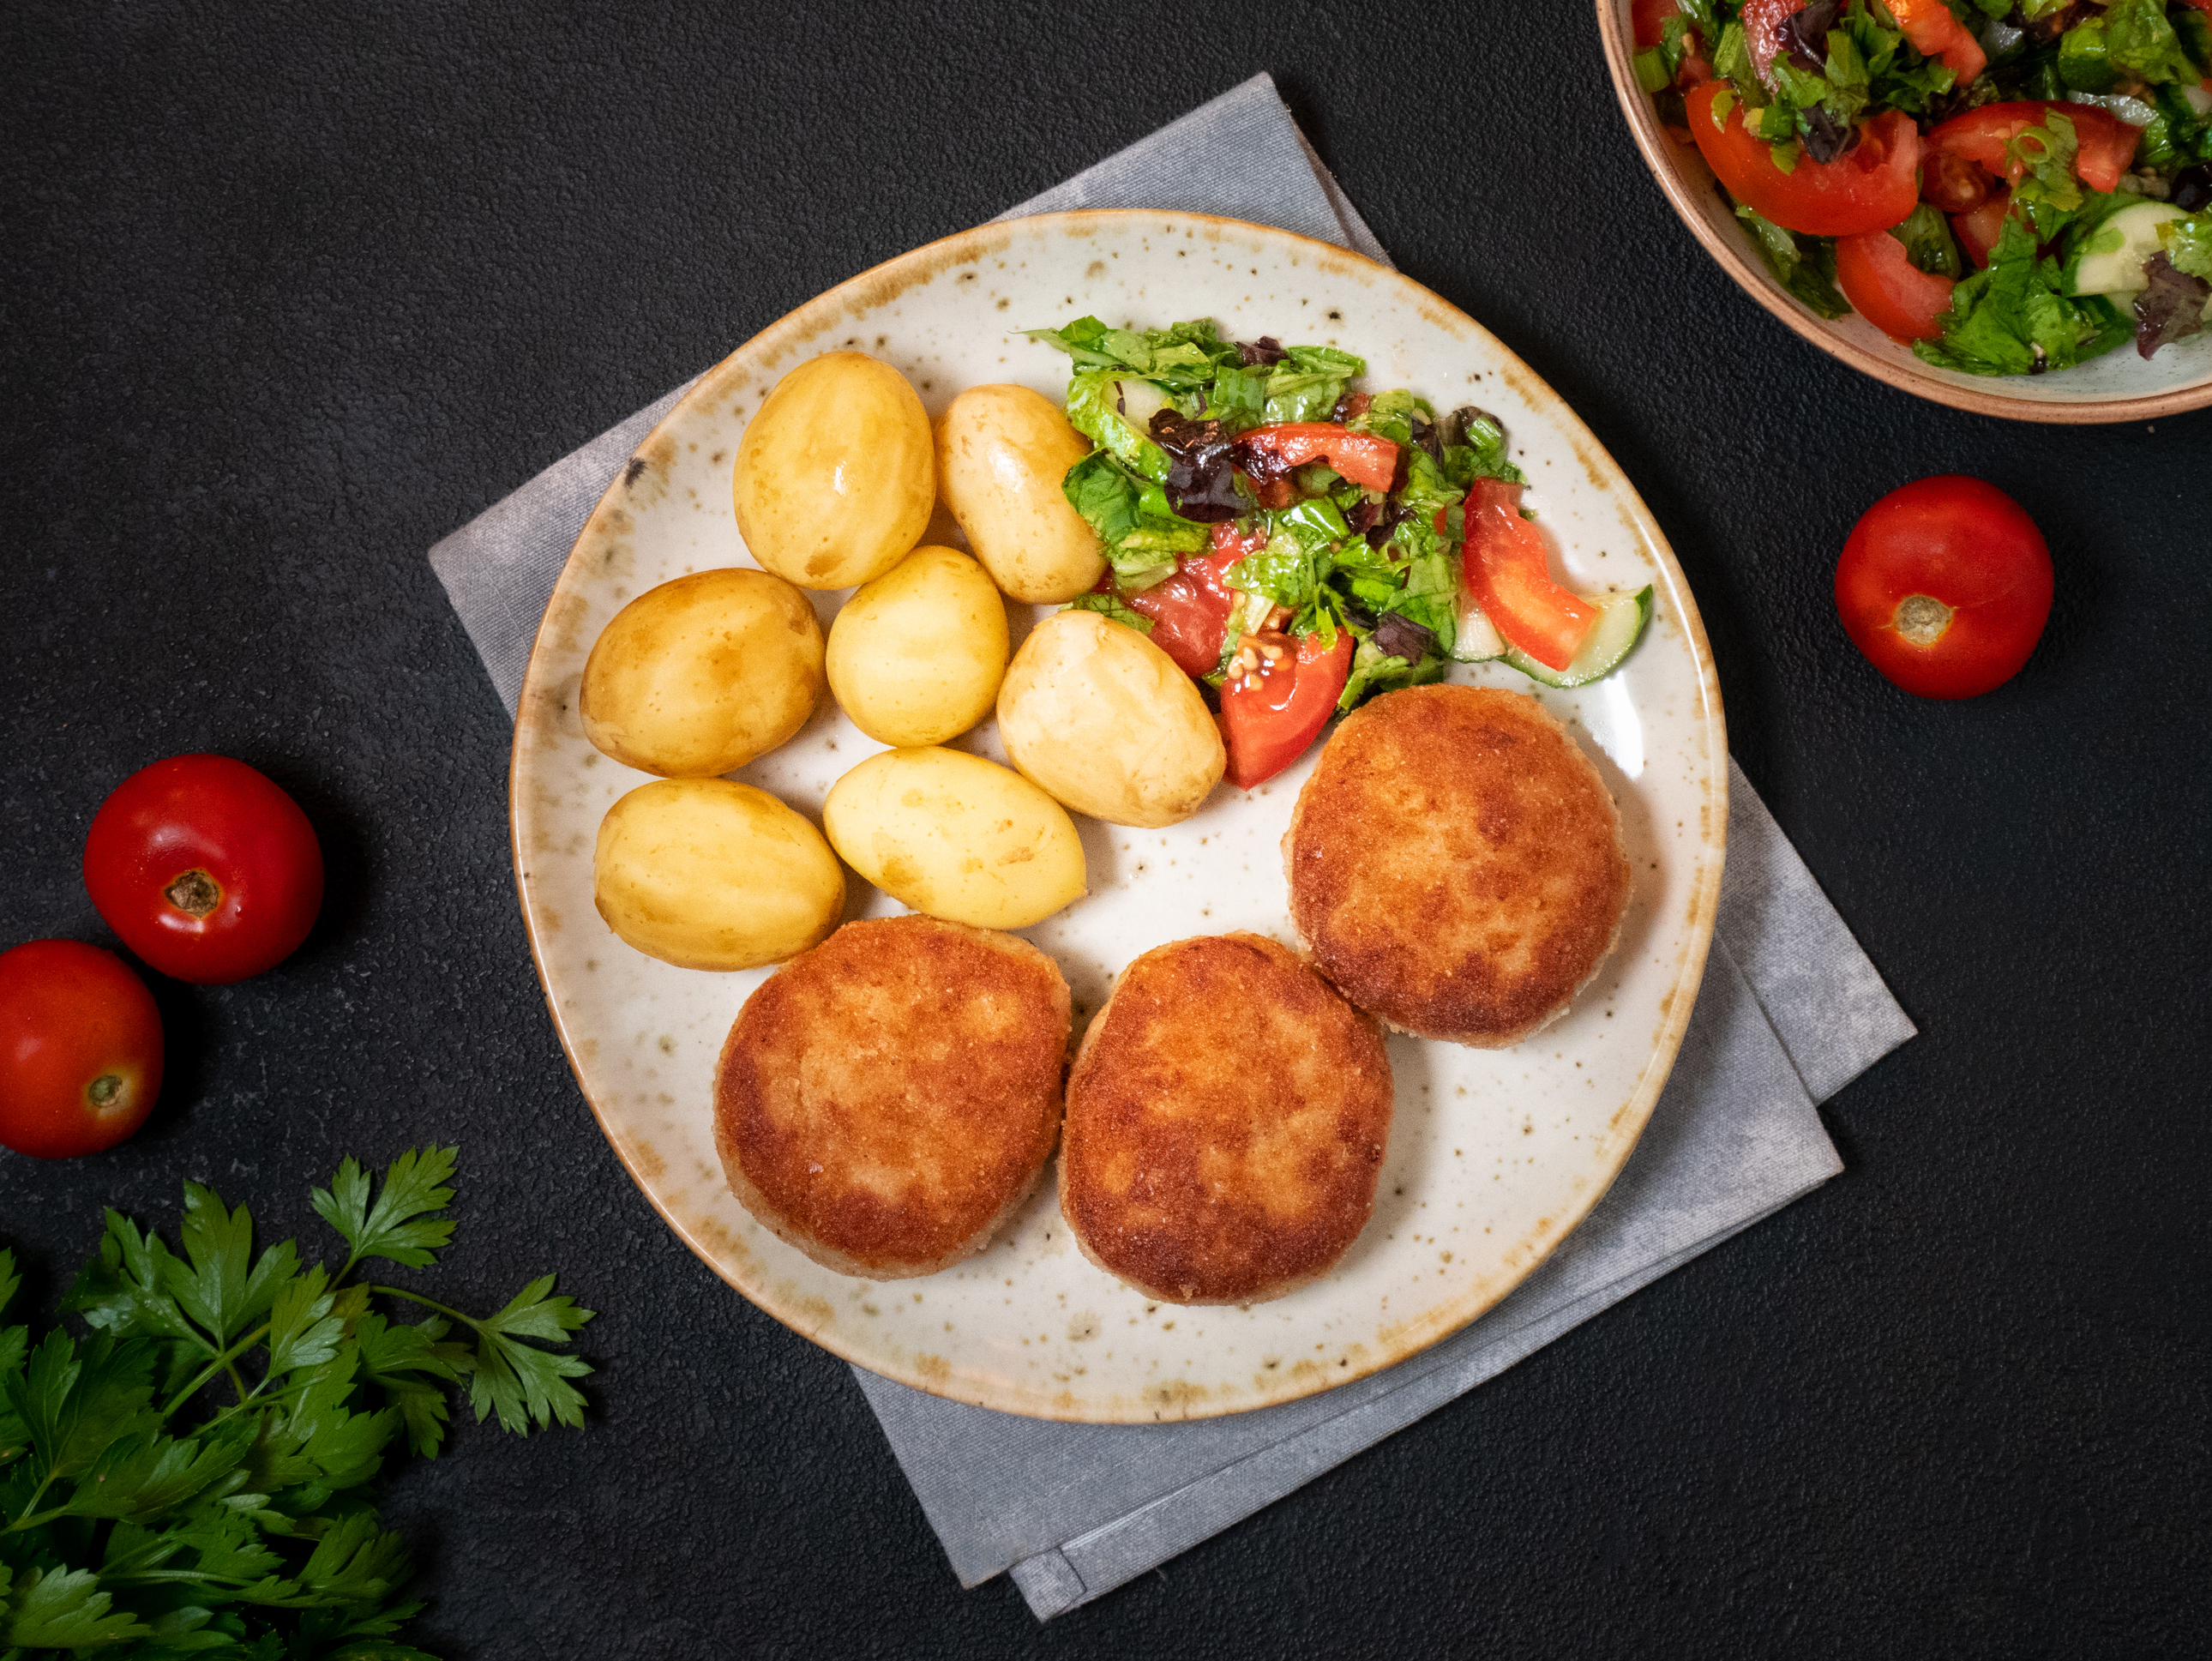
[427,73,1914,1623]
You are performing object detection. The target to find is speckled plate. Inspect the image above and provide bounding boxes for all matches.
[510,211,1726,1423]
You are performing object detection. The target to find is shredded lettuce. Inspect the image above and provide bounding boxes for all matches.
[2104,0,2202,87]
[1065,589,1156,633]
[1915,214,2134,376]
[1734,205,1852,319]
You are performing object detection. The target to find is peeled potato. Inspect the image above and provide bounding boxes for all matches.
[580,569,824,777]
[733,352,934,590]
[826,546,1008,747]
[594,779,845,971]
[935,385,1106,603]
[997,610,1225,828]
[822,748,1085,930]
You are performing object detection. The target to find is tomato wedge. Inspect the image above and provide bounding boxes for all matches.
[1122,524,1254,677]
[1884,0,1987,82]
[1231,424,1399,491]
[1927,102,2143,196]
[1835,229,1956,342]
[1219,627,1354,790]
[1687,82,1921,237]
[1952,188,2012,268]
[1460,478,1594,673]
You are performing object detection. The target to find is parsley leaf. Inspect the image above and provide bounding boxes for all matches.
[3,1563,156,1649]
[455,1277,595,1435]
[1,1148,591,1655]
[313,1146,460,1273]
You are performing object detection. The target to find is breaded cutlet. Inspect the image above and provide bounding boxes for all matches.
[713,915,1071,1279]
[1285,684,1631,1047]
[1059,933,1393,1306]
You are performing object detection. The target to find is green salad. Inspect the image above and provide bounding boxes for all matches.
[1025,317,1651,789]
[1634,0,2212,371]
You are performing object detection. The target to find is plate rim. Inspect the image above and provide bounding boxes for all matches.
[508,208,1729,1422]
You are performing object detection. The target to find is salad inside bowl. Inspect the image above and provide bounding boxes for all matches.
[1618,0,2212,409]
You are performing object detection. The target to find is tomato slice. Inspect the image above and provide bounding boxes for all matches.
[1921,149,1994,214]
[1927,102,2143,196]
[1687,82,1921,237]
[1884,0,1987,81]
[1835,229,1957,342]
[1231,424,1400,491]
[1952,188,2012,268]
[1460,478,1595,673]
[1121,524,1255,677]
[1219,628,1354,790]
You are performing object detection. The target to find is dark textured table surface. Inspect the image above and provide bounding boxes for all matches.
[6,3,2209,1655]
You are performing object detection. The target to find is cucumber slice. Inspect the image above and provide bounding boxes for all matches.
[1452,597,1506,662]
[1503,586,1654,689]
[2071,201,2189,298]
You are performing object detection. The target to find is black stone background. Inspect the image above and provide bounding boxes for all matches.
[4,1,2209,1655]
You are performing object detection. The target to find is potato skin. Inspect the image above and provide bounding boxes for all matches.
[997,610,1225,827]
[580,569,824,777]
[825,546,1008,747]
[935,385,1106,603]
[594,779,845,971]
[822,748,1085,930]
[732,352,935,590]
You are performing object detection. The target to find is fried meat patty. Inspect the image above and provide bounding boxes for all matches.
[713,915,1070,1279]
[1286,684,1631,1047]
[1060,933,1393,1305]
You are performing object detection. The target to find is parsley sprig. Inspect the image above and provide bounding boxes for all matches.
[0,1147,592,1658]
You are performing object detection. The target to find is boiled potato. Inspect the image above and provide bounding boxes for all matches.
[732,352,934,590]
[826,546,1008,747]
[594,779,844,971]
[822,748,1085,930]
[935,385,1106,603]
[997,610,1224,828]
[580,569,824,776]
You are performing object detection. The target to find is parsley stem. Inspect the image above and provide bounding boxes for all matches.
[5,1502,69,1534]
[365,1285,477,1329]
[161,1321,273,1420]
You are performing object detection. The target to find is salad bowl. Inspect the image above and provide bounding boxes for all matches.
[1598,0,2212,422]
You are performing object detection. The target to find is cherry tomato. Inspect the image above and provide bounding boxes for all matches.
[1834,230,1956,343]
[1220,628,1354,791]
[1835,477,2053,701]
[1688,83,1921,238]
[83,755,324,984]
[0,941,164,1158]
[1122,527,1253,678]
[1883,0,1987,81]
[1927,102,2141,196]
[1952,188,2013,268]
[1229,424,1401,492]
[1460,478,1596,672]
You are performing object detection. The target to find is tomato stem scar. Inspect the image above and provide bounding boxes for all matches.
[164,869,221,918]
[1893,593,1954,647]
[87,1074,123,1107]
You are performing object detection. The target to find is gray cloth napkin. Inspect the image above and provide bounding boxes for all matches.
[428,73,1915,1623]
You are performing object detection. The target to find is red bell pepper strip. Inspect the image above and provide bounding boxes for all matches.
[1232,424,1400,492]
[1460,478,1595,673]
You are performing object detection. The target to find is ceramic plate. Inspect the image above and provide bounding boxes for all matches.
[510,211,1727,1423]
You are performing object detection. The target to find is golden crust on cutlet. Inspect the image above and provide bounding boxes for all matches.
[1284,684,1631,1048]
[1059,933,1393,1306]
[713,916,1070,1279]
